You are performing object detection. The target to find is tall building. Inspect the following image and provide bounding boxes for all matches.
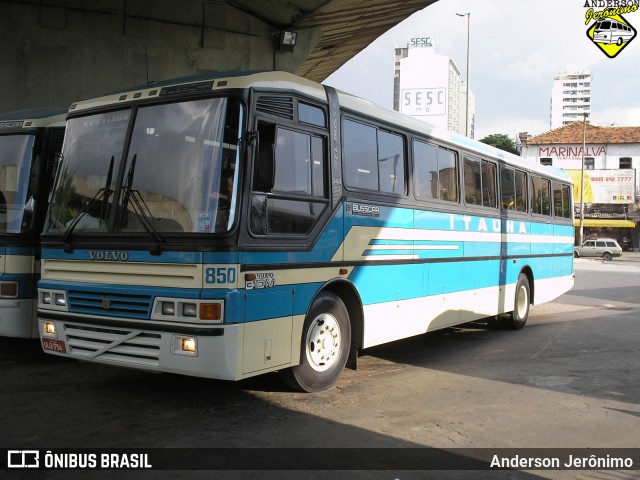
[393,40,475,138]
[550,65,592,130]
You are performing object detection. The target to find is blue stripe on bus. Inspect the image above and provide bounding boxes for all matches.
[203,252,240,263]
[4,246,35,255]
[349,255,573,307]
[413,210,455,230]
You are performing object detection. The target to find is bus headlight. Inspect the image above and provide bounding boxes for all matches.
[181,338,197,353]
[43,321,57,338]
[182,303,197,317]
[161,301,176,316]
[54,293,67,307]
[39,289,68,311]
[42,291,52,304]
[171,335,198,356]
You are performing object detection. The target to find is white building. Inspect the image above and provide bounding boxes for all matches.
[550,65,592,130]
[393,41,475,138]
[521,122,640,249]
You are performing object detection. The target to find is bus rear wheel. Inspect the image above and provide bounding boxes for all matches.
[280,292,351,392]
[505,273,530,330]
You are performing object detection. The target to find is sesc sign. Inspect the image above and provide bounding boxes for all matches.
[401,88,446,116]
[410,37,432,47]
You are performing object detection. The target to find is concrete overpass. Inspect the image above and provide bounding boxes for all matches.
[1,0,437,112]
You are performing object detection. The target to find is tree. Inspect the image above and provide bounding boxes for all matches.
[479,134,519,155]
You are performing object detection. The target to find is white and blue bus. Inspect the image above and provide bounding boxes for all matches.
[37,72,574,391]
[0,109,66,338]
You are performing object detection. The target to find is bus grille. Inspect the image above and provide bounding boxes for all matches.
[63,323,161,367]
[68,290,153,319]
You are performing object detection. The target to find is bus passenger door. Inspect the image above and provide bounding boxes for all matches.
[239,98,333,373]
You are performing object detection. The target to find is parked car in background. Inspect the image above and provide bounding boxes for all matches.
[574,238,622,261]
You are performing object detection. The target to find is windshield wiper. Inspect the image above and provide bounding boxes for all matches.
[60,156,115,252]
[120,154,164,255]
[121,185,164,254]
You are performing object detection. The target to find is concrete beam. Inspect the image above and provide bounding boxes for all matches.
[0,0,322,111]
[0,0,435,111]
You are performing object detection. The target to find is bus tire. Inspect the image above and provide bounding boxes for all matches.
[280,292,351,392]
[505,273,530,330]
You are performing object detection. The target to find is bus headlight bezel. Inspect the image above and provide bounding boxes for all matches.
[152,298,224,323]
[39,289,68,311]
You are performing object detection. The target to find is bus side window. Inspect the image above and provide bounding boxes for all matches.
[552,181,572,218]
[531,175,551,216]
[464,156,481,205]
[250,121,328,236]
[501,167,515,210]
[501,166,527,212]
[343,119,378,191]
[378,130,405,195]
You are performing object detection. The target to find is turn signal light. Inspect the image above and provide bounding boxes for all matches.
[200,303,222,321]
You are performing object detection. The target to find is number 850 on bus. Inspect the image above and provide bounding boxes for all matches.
[204,266,237,288]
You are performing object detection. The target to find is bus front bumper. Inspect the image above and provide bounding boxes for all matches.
[37,313,244,381]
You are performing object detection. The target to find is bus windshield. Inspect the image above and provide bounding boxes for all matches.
[47,97,243,236]
[0,134,36,233]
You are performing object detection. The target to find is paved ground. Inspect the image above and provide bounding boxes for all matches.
[2,256,639,480]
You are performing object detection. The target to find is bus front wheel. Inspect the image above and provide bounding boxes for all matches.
[280,292,351,392]
[505,273,530,330]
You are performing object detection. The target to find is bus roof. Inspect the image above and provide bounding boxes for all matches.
[68,70,570,184]
[0,108,67,129]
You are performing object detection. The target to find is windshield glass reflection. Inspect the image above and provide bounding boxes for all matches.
[117,98,242,234]
[45,97,243,237]
[46,111,130,233]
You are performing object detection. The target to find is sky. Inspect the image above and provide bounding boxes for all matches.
[324,0,640,141]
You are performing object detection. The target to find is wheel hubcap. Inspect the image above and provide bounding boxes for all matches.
[305,313,341,372]
[516,285,528,318]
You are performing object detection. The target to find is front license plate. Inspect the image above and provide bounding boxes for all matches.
[42,338,67,353]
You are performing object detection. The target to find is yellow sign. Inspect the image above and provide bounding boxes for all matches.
[566,170,594,203]
[586,13,637,58]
